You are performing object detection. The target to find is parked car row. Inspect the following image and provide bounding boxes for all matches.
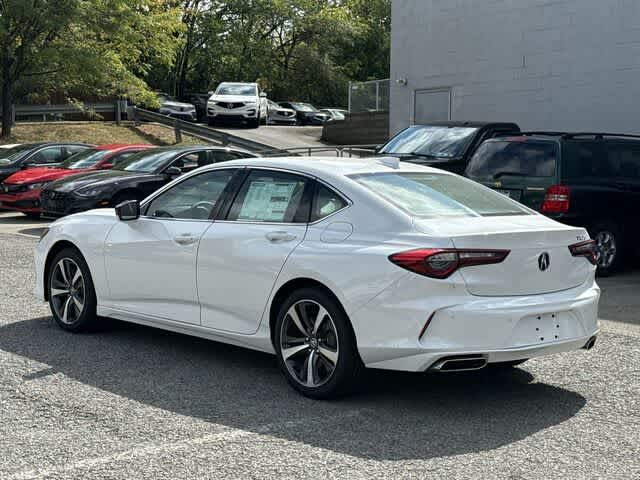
[377,121,640,276]
[0,143,257,218]
[155,81,346,128]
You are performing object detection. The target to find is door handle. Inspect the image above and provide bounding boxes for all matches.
[265,231,297,243]
[173,233,198,245]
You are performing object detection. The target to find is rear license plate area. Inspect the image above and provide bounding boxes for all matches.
[511,312,569,347]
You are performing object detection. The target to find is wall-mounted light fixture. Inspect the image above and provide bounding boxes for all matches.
[395,77,408,86]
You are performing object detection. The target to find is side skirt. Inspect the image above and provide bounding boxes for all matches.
[97,305,276,354]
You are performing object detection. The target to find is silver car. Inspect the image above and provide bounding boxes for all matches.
[157,93,197,122]
[266,100,297,125]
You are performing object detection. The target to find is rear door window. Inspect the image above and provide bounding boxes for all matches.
[227,170,310,223]
[562,141,607,180]
[605,142,640,180]
[30,146,64,164]
[466,140,558,179]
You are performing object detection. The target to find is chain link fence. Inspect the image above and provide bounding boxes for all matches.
[348,79,389,113]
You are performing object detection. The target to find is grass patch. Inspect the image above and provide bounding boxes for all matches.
[0,122,207,147]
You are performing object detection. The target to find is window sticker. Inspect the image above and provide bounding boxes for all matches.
[238,180,298,221]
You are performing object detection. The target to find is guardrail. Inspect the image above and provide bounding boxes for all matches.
[131,107,379,158]
[285,145,379,157]
[5,101,127,124]
[131,107,286,154]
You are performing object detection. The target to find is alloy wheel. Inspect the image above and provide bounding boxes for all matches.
[595,231,617,269]
[50,258,85,324]
[279,300,339,387]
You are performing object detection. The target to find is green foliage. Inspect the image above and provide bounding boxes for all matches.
[164,0,390,106]
[0,0,183,136]
[0,0,390,137]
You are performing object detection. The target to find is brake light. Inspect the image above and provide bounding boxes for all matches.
[541,185,570,213]
[388,248,510,279]
[569,240,598,265]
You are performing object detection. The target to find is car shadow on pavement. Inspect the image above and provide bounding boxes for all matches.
[0,316,587,461]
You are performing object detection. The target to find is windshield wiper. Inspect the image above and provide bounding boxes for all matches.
[493,171,528,179]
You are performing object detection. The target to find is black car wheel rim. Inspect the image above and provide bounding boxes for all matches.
[50,258,85,324]
[279,300,339,388]
[595,231,617,269]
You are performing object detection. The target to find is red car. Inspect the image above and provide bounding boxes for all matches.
[0,144,154,217]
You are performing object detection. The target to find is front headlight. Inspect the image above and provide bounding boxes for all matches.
[76,185,106,197]
[28,182,50,190]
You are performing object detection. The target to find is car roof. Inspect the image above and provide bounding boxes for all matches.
[16,142,93,148]
[410,121,518,129]
[217,82,257,86]
[202,156,450,181]
[95,144,154,151]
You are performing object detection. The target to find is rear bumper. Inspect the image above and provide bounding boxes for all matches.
[0,190,42,213]
[352,277,600,372]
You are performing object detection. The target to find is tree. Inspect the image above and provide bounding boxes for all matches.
[0,0,183,138]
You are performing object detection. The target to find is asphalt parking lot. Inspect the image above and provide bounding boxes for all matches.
[0,213,638,479]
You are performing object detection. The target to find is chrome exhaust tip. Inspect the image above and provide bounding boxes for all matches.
[430,354,489,372]
[582,336,597,350]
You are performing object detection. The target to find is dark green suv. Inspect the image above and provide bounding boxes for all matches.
[465,133,640,276]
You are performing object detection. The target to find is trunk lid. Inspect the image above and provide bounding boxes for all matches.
[414,215,592,296]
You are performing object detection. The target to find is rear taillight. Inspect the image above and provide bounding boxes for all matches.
[541,185,570,213]
[569,240,598,265]
[388,248,510,279]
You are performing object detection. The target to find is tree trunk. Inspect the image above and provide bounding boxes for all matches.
[1,76,13,139]
[1,56,14,138]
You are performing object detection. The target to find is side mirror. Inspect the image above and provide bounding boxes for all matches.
[260,92,267,98]
[207,91,214,96]
[101,163,113,169]
[115,200,140,221]
[374,144,383,153]
[165,166,182,176]
[21,160,35,169]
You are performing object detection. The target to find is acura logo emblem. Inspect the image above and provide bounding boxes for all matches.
[538,252,550,271]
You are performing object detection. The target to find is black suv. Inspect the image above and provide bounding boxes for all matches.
[377,121,520,174]
[465,132,640,275]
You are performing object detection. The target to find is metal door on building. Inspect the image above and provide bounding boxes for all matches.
[413,88,451,123]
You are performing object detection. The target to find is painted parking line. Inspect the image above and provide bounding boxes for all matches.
[7,408,370,480]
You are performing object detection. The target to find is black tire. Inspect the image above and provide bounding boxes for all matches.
[24,212,41,219]
[274,287,363,399]
[111,191,142,208]
[207,117,216,127]
[249,116,260,128]
[590,222,622,277]
[48,247,98,332]
[488,359,527,369]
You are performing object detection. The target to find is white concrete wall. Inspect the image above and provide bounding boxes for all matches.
[390,0,640,135]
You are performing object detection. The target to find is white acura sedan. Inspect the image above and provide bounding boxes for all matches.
[34,157,600,398]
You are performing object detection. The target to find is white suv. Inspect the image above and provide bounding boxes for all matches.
[206,82,268,128]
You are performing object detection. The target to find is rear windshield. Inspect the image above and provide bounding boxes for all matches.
[379,126,478,159]
[350,172,531,218]
[466,140,558,179]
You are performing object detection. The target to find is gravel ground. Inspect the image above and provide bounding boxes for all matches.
[0,233,638,480]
